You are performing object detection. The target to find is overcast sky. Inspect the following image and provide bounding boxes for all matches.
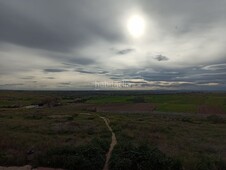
[0,0,226,90]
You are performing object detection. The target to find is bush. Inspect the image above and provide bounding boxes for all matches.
[207,115,225,124]
[34,138,108,170]
[38,97,61,107]
[109,143,182,170]
[195,156,213,170]
[216,159,226,170]
[186,154,226,170]
[66,116,74,121]
[130,96,146,103]
[0,151,27,166]
[181,117,193,123]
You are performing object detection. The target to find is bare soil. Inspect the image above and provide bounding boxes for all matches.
[197,105,226,114]
[96,103,156,113]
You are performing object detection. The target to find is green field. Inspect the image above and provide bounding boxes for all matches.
[87,93,226,113]
[0,91,226,170]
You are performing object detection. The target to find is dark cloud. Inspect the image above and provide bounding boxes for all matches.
[20,76,34,80]
[0,83,24,87]
[153,55,169,61]
[110,77,122,80]
[44,68,67,73]
[46,77,55,79]
[75,68,109,75]
[0,1,126,52]
[106,66,221,84]
[59,82,71,85]
[0,2,72,52]
[1,0,224,53]
[77,70,94,74]
[68,57,97,65]
[116,48,135,55]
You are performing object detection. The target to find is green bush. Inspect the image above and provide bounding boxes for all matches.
[130,96,146,103]
[66,116,74,121]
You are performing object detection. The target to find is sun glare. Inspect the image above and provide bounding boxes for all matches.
[127,15,145,38]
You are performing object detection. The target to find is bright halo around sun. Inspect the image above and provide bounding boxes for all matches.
[127,15,145,38]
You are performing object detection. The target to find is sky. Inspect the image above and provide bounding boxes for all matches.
[0,0,226,90]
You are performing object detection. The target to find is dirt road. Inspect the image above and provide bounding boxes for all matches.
[98,116,117,170]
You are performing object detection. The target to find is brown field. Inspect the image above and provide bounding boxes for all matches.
[95,103,156,113]
[198,105,226,114]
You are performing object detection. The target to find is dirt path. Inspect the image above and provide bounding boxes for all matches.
[98,116,117,170]
[79,113,117,170]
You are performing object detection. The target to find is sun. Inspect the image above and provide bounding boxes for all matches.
[127,15,145,38]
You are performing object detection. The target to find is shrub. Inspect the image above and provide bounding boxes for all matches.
[38,97,61,107]
[193,155,215,170]
[109,143,182,170]
[216,159,226,170]
[66,116,74,121]
[130,96,146,103]
[207,115,225,124]
[34,139,107,170]
[181,117,193,123]
[186,154,226,170]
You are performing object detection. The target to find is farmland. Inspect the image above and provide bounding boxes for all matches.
[0,91,226,170]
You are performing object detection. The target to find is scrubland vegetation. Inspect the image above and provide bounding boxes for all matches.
[0,91,226,170]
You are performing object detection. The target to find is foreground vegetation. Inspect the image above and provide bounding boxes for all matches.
[0,105,111,169]
[106,112,226,170]
[0,91,226,170]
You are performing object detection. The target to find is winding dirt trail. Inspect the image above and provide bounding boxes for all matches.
[98,116,117,170]
[80,113,117,170]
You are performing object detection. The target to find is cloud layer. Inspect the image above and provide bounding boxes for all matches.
[0,0,226,90]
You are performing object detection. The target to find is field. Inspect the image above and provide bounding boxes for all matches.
[0,91,226,170]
